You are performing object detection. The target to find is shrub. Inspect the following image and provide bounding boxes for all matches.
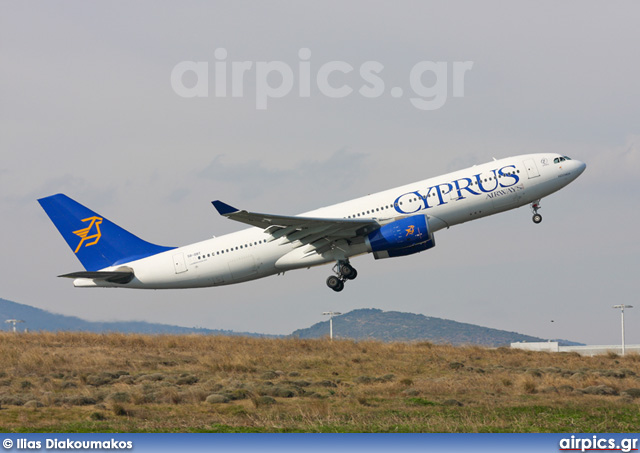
[252,396,276,407]
[206,394,230,404]
[176,375,198,385]
[107,392,131,403]
[522,379,537,394]
[89,412,106,421]
[111,403,132,416]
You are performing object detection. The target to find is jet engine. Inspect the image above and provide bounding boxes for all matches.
[365,214,435,259]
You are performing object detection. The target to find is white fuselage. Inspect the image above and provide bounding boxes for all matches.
[77,153,585,289]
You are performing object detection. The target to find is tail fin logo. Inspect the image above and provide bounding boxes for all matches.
[72,216,103,253]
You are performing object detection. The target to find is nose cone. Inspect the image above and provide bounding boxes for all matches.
[574,159,587,177]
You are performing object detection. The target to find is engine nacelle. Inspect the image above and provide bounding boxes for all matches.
[365,214,435,259]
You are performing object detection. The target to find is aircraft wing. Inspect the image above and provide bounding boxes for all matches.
[212,200,381,254]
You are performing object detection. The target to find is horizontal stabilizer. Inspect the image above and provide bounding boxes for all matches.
[58,270,135,284]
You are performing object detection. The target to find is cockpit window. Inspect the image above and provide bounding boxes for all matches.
[554,156,568,164]
[563,156,571,160]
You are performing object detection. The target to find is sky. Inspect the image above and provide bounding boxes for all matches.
[1,1,638,345]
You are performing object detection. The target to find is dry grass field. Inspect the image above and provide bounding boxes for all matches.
[0,332,639,432]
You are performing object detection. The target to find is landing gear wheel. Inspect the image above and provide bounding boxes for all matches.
[326,276,344,292]
[340,263,358,280]
[327,260,356,291]
[530,199,542,224]
[347,267,357,280]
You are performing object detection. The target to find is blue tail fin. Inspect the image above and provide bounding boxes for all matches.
[38,194,175,271]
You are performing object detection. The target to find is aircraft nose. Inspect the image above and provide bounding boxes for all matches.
[574,160,587,176]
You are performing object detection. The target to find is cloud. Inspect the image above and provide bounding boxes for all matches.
[198,149,369,210]
[581,134,640,187]
[166,187,191,203]
[611,135,640,174]
[3,174,116,211]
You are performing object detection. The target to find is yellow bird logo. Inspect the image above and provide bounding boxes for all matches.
[405,225,415,236]
[73,216,103,253]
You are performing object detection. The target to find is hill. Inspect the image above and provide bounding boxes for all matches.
[1,298,579,346]
[291,308,575,346]
[0,298,271,337]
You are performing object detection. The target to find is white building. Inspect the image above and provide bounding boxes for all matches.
[511,342,640,357]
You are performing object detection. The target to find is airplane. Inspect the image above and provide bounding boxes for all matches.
[38,153,586,292]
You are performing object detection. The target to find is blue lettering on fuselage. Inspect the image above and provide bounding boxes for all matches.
[453,177,480,199]
[393,191,423,214]
[475,169,499,193]
[393,164,521,214]
[497,165,519,188]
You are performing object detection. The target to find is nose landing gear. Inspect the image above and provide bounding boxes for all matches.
[531,200,542,224]
[326,260,357,292]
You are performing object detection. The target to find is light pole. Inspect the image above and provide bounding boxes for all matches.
[5,319,25,333]
[322,311,341,340]
[612,305,633,356]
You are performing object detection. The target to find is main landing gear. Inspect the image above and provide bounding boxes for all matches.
[531,199,542,224]
[326,260,358,292]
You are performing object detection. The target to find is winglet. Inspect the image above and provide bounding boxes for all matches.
[212,200,239,216]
